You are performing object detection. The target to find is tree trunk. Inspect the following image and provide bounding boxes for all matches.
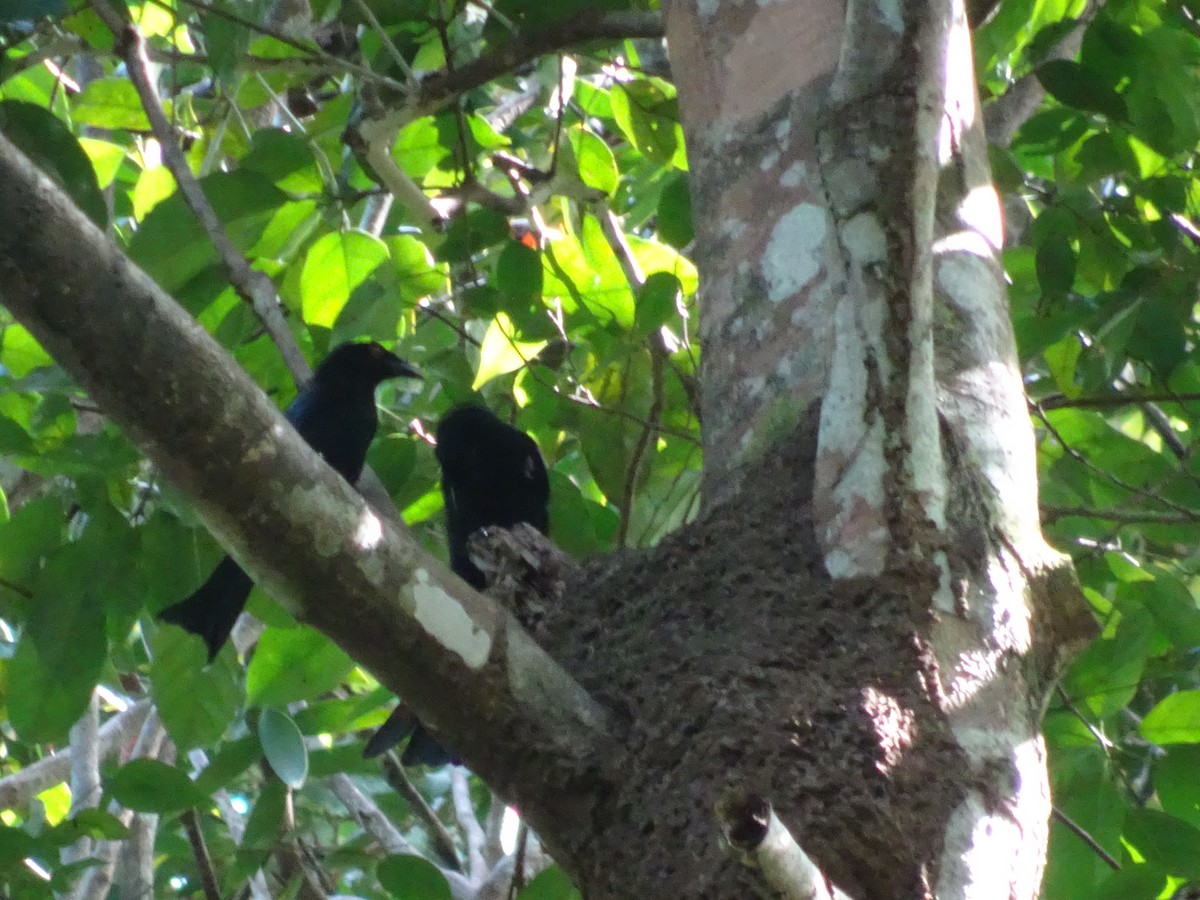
[0,0,1098,894]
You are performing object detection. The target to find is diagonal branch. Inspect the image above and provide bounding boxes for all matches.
[0,131,615,864]
[89,0,311,385]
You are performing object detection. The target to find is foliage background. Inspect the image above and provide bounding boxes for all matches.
[0,0,1199,896]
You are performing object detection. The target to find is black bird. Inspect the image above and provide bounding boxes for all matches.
[436,404,551,588]
[363,404,550,764]
[159,342,421,661]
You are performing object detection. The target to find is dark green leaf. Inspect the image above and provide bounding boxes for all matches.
[107,759,207,815]
[1037,60,1126,120]
[258,707,308,789]
[657,173,693,249]
[517,866,581,900]
[0,101,106,227]
[1124,809,1200,878]
[72,77,155,130]
[377,854,453,899]
[245,626,354,708]
[150,626,243,750]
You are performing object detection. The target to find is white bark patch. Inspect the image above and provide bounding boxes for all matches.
[353,509,383,551]
[411,568,491,669]
[760,150,780,171]
[774,119,791,148]
[958,185,1004,251]
[875,0,904,34]
[353,510,386,586]
[936,738,1048,900]
[842,213,887,267]
[243,422,285,464]
[763,204,826,303]
[780,161,806,188]
[816,294,888,576]
[723,218,747,241]
[290,483,344,557]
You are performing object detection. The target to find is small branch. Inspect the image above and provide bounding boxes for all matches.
[1033,390,1200,410]
[380,752,463,872]
[327,773,417,856]
[181,810,221,900]
[410,12,664,120]
[717,790,853,900]
[349,0,416,83]
[62,693,102,867]
[451,766,488,882]
[1032,405,1200,518]
[1051,805,1121,871]
[154,0,409,93]
[0,700,151,811]
[89,0,311,386]
[1041,504,1200,526]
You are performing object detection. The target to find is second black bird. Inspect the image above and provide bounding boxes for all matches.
[364,404,551,764]
[159,342,420,661]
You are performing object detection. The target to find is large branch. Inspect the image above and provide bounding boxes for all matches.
[0,133,614,854]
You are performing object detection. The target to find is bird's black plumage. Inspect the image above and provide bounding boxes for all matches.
[159,342,420,661]
[436,404,550,588]
[363,404,550,765]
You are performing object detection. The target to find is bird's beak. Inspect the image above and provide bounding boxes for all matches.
[389,356,422,380]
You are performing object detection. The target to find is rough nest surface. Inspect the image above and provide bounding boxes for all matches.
[533,418,970,898]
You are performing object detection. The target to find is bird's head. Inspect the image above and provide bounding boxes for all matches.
[315,341,422,387]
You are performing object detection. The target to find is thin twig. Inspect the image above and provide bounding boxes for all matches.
[1035,390,1200,410]
[1051,805,1121,871]
[1041,504,1200,526]
[1032,404,1200,518]
[89,0,312,385]
[380,752,463,872]
[450,766,487,882]
[181,810,221,900]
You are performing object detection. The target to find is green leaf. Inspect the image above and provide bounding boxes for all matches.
[258,708,308,789]
[472,313,547,390]
[610,79,686,170]
[1037,60,1126,119]
[436,208,510,263]
[0,100,107,227]
[1124,809,1200,878]
[242,778,287,849]
[1,324,55,377]
[67,809,130,841]
[377,854,453,899]
[517,866,581,900]
[496,241,544,306]
[72,77,155,130]
[634,272,682,339]
[576,214,635,330]
[107,759,207,815]
[128,171,288,293]
[7,543,108,742]
[1141,691,1200,745]
[392,117,451,180]
[301,230,390,328]
[390,234,448,303]
[131,165,176,221]
[1042,335,1082,396]
[1036,229,1075,300]
[567,126,618,196]
[245,626,354,707]
[241,128,324,194]
[150,626,243,751]
[657,173,694,250]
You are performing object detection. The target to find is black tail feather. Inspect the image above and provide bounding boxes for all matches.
[364,705,454,766]
[158,556,254,662]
